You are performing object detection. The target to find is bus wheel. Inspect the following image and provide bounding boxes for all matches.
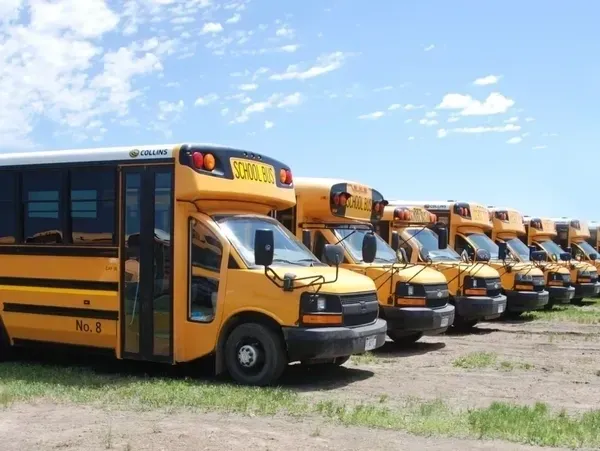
[224,323,287,386]
[388,331,422,345]
[0,318,12,361]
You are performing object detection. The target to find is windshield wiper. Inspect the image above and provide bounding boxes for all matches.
[272,258,312,266]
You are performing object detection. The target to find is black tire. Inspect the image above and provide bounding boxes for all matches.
[388,331,422,345]
[224,322,287,386]
[0,317,12,362]
[453,317,478,331]
[302,355,350,367]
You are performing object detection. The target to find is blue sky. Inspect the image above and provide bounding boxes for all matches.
[1,0,599,220]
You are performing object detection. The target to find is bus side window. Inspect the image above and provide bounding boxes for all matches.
[455,235,474,259]
[399,240,413,262]
[189,220,223,323]
[313,231,327,263]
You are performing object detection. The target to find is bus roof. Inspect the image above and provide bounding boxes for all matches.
[522,215,557,236]
[0,142,239,167]
[381,204,436,224]
[386,200,476,211]
[488,206,525,236]
[294,176,387,223]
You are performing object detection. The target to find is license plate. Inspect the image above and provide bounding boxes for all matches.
[498,304,505,313]
[230,158,276,184]
[365,335,377,351]
[440,317,449,328]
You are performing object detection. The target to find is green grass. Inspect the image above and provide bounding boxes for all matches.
[453,352,534,372]
[521,297,600,324]
[452,351,498,369]
[0,362,599,448]
[349,352,377,365]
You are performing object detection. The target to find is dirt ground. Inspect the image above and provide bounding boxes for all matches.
[1,316,599,450]
[0,404,575,451]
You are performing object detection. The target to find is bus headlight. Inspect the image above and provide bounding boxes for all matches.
[462,276,487,296]
[515,274,534,282]
[299,293,343,326]
[316,296,326,311]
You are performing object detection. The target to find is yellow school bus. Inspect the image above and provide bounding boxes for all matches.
[377,203,507,329]
[0,143,387,386]
[587,221,600,252]
[522,217,600,302]
[489,207,574,307]
[552,217,600,298]
[395,201,549,315]
[274,178,455,344]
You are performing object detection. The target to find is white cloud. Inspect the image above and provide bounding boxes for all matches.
[157,100,184,120]
[447,116,460,123]
[374,86,393,92]
[194,93,219,106]
[404,104,425,111]
[437,124,521,138]
[358,111,385,120]
[404,119,413,124]
[30,0,119,38]
[220,108,229,116]
[171,16,195,24]
[408,136,415,140]
[201,22,223,34]
[473,75,501,86]
[419,118,438,126]
[532,145,547,150]
[388,104,401,111]
[239,83,258,91]
[507,136,522,144]
[264,120,274,129]
[278,44,299,53]
[425,111,438,118]
[505,116,519,123]
[437,92,515,116]
[269,52,348,81]
[525,116,535,122]
[231,92,303,124]
[275,25,295,38]
[226,13,241,24]
[424,44,435,51]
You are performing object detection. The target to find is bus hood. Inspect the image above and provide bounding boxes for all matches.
[257,265,378,294]
[431,261,501,278]
[490,261,545,277]
[344,263,448,286]
[537,262,571,275]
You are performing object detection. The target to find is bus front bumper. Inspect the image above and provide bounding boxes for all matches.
[380,304,455,336]
[282,318,387,362]
[548,286,576,304]
[454,294,507,321]
[574,282,600,298]
[505,290,549,312]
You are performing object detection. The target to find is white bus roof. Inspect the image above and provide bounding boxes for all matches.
[386,200,480,211]
[0,142,233,167]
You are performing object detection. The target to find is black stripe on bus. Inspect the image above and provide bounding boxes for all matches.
[0,246,118,258]
[0,277,118,291]
[3,303,119,320]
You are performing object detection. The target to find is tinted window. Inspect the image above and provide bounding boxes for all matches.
[0,172,16,244]
[23,171,62,243]
[70,168,115,245]
[191,221,223,271]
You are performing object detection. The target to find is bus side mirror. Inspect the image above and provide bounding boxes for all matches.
[590,253,598,261]
[531,250,546,262]
[362,233,377,264]
[301,229,311,249]
[498,242,507,260]
[559,252,571,262]
[324,244,344,266]
[254,229,274,267]
[438,228,448,249]
[399,247,408,263]
[475,249,491,262]
[391,231,400,251]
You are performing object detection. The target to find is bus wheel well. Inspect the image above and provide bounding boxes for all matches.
[215,312,284,375]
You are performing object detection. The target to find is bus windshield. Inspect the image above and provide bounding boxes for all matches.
[576,241,599,258]
[334,228,397,263]
[217,215,325,268]
[466,232,499,259]
[506,237,531,262]
[404,228,461,261]
[538,239,566,260]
